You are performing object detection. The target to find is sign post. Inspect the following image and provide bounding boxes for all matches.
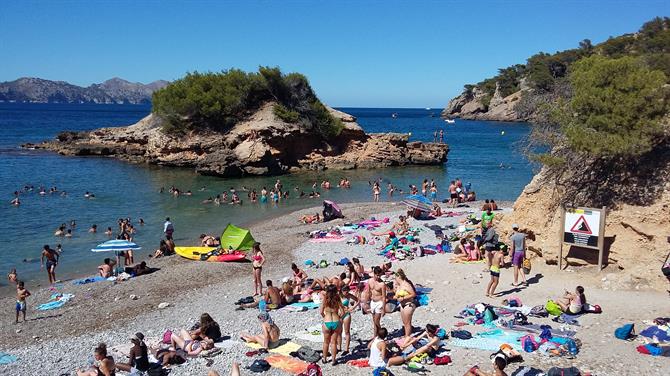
[559,206,607,271]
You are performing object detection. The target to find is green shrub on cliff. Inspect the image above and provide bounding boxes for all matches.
[152,67,343,137]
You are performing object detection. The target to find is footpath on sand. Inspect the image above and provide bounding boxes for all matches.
[1,202,669,376]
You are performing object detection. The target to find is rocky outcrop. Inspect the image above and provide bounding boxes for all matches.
[0,77,168,104]
[25,103,448,177]
[497,166,670,292]
[442,82,527,122]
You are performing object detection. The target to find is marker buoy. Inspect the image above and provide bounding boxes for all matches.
[501,131,505,135]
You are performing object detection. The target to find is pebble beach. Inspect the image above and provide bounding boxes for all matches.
[1,201,669,376]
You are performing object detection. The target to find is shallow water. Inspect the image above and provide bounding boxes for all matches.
[0,104,534,286]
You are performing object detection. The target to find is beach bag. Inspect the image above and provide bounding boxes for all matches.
[372,367,395,376]
[162,330,172,344]
[547,367,581,376]
[529,305,548,317]
[248,359,271,373]
[615,323,635,340]
[522,257,531,274]
[451,329,473,340]
[513,312,529,325]
[295,347,321,363]
[545,300,562,316]
[318,260,329,268]
[433,355,451,365]
[520,335,538,352]
[637,344,663,356]
[484,306,498,323]
[298,362,322,376]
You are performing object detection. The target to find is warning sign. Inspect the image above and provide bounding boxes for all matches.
[563,208,601,247]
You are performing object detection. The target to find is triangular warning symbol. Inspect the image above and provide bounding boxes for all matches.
[570,215,592,234]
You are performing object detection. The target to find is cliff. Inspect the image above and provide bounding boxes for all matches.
[0,77,168,104]
[442,82,527,122]
[24,103,448,177]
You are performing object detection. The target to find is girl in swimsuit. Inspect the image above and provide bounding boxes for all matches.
[251,242,265,296]
[171,329,213,356]
[291,263,308,287]
[260,187,267,203]
[338,285,359,354]
[394,269,418,339]
[344,262,360,286]
[241,312,280,349]
[76,343,115,376]
[352,258,366,277]
[320,285,344,365]
[556,286,586,314]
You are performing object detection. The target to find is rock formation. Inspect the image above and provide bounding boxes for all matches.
[24,103,448,177]
[442,82,528,122]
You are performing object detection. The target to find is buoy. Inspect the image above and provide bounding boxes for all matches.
[501,131,505,135]
[408,132,412,136]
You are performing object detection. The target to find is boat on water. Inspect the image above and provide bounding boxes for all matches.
[391,112,398,119]
[445,119,456,124]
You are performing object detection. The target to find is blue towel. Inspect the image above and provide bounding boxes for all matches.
[417,294,430,306]
[0,352,17,364]
[290,302,319,310]
[37,293,74,311]
[72,276,106,285]
[640,326,670,343]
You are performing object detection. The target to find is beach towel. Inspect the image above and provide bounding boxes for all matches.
[246,341,302,356]
[309,236,345,243]
[347,359,370,368]
[265,354,309,374]
[214,339,240,349]
[417,294,430,306]
[450,329,525,352]
[288,302,320,310]
[294,325,323,343]
[0,352,17,365]
[639,326,670,343]
[37,293,74,310]
[509,324,576,338]
[72,276,106,285]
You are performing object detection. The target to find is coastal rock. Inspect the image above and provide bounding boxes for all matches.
[158,302,170,309]
[26,103,448,177]
[442,83,526,122]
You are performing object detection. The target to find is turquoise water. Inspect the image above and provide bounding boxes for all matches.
[0,104,534,286]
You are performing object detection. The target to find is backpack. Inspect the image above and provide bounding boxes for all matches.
[547,366,581,376]
[513,312,529,325]
[545,300,562,316]
[520,334,538,352]
[248,359,271,373]
[433,355,451,365]
[295,347,321,363]
[614,323,635,340]
[529,305,548,317]
[451,329,473,340]
[162,330,173,344]
[298,362,322,376]
[372,367,395,376]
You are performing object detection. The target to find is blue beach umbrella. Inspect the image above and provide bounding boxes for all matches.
[91,239,141,275]
[402,194,432,212]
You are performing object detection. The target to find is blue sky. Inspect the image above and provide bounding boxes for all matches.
[0,1,667,107]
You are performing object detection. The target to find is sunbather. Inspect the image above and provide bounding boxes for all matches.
[300,213,321,224]
[387,324,447,366]
[394,269,418,339]
[451,240,480,263]
[555,286,586,314]
[170,329,214,356]
[200,234,219,247]
[190,313,222,341]
[241,312,280,349]
[115,333,150,374]
[291,263,308,286]
[98,258,115,278]
[76,343,115,376]
[463,355,507,376]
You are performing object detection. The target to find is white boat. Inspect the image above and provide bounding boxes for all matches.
[445,119,456,124]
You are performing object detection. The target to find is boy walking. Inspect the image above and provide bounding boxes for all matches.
[16,281,31,323]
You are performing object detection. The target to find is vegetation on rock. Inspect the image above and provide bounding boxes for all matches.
[152,67,343,137]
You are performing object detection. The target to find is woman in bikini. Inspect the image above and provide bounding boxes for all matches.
[171,329,214,356]
[251,242,265,296]
[352,258,366,277]
[344,262,360,286]
[320,285,344,365]
[338,285,359,355]
[241,312,280,350]
[394,269,418,339]
[556,286,586,314]
[76,343,115,376]
[291,263,308,287]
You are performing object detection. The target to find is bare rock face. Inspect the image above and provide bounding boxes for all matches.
[25,103,448,177]
[442,83,527,122]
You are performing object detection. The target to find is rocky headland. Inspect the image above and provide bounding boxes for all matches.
[24,103,448,177]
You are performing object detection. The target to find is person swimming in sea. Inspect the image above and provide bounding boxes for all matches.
[10,197,20,206]
[8,268,17,284]
[202,197,214,204]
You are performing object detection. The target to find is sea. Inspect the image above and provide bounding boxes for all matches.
[0,103,535,287]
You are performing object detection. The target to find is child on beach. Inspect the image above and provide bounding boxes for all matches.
[486,248,504,298]
[16,281,31,323]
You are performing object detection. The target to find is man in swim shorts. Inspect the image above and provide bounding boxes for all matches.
[40,244,59,284]
[16,281,30,323]
[369,266,387,340]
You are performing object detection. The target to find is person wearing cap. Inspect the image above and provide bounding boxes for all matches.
[509,224,528,287]
[115,332,150,374]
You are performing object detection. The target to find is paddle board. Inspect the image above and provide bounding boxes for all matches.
[174,247,246,262]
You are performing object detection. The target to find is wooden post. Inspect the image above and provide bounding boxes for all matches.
[598,206,607,272]
[558,206,565,270]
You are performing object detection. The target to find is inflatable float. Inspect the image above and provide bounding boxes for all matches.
[175,246,246,262]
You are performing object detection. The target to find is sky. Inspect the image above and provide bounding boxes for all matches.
[0,1,667,107]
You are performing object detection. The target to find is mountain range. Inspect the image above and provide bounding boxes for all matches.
[0,77,169,104]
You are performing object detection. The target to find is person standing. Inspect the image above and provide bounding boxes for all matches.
[448,181,458,207]
[15,281,31,323]
[40,244,59,284]
[510,224,528,287]
[251,242,265,296]
[369,266,387,340]
[433,130,438,143]
[481,208,495,233]
[163,217,174,240]
[439,129,444,144]
[482,222,498,270]
[486,247,504,298]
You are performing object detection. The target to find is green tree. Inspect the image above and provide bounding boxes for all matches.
[559,55,669,157]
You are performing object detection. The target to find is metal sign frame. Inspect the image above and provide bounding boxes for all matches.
[558,206,607,271]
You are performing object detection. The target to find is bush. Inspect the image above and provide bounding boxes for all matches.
[152,67,342,138]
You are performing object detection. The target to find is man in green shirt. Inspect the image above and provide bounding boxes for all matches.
[481,208,495,232]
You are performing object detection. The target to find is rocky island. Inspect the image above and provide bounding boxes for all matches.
[25,68,447,176]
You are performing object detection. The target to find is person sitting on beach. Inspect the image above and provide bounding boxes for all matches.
[463,355,508,376]
[300,213,321,224]
[451,239,480,263]
[241,312,280,350]
[430,204,443,217]
[76,343,115,376]
[291,263,308,287]
[170,329,213,356]
[115,333,150,374]
[344,262,361,286]
[490,200,499,211]
[190,313,222,341]
[242,280,283,309]
[128,261,150,277]
[200,234,219,247]
[280,280,297,304]
[153,240,172,258]
[98,258,115,278]
[386,324,448,366]
[467,191,477,201]
[310,273,347,291]
[8,268,17,284]
[352,258,366,278]
[368,327,390,368]
[554,286,586,314]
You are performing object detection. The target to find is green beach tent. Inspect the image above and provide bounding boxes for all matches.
[220,224,256,251]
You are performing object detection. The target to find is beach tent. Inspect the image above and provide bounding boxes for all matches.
[220,224,256,251]
[323,200,344,222]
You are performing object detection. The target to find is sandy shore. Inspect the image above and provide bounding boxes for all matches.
[2,201,669,376]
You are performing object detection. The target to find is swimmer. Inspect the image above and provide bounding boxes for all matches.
[202,197,214,204]
[8,268,17,284]
[65,229,73,238]
[89,224,97,233]
[10,197,20,206]
[104,227,113,237]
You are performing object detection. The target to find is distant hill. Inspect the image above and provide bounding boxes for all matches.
[0,77,169,104]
